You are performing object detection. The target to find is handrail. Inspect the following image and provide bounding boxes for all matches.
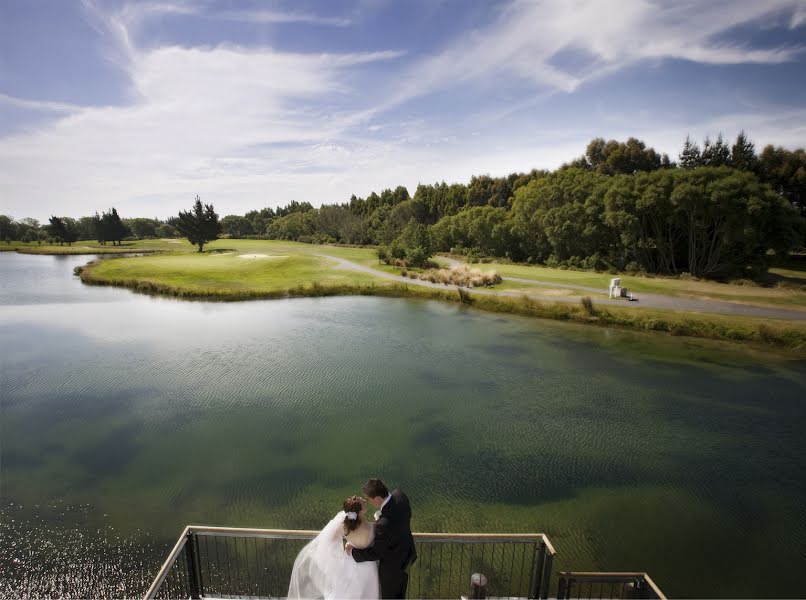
[143,525,191,600]
[557,571,667,600]
[641,573,666,599]
[145,525,556,600]
[185,524,553,543]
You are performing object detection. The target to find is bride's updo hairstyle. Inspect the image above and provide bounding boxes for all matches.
[343,495,363,533]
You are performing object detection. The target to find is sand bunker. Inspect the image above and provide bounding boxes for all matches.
[161,239,181,243]
[237,254,288,259]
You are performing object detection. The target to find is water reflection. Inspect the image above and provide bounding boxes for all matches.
[1,252,805,597]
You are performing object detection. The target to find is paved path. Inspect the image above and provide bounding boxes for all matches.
[318,254,806,321]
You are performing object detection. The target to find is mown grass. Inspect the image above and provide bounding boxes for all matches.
[78,250,384,295]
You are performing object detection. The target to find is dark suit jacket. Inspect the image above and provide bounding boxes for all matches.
[352,489,417,577]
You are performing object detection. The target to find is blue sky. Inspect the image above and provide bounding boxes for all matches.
[1,0,805,221]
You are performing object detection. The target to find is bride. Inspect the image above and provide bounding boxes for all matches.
[288,495,380,599]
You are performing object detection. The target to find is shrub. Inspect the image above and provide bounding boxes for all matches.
[406,245,430,267]
[581,296,595,315]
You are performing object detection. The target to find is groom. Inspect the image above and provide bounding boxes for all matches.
[346,478,417,599]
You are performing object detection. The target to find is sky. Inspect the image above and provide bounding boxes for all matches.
[1,0,806,222]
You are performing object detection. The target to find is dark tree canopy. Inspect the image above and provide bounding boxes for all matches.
[576,137,667,175]
[220,215,255,238]
[94,208,128,245]
[3,131,803,280]
[48,216,77,246]
[701,134,731,167]
[175,196,220,252]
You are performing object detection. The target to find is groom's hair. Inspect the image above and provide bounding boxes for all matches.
[362,478,389,499]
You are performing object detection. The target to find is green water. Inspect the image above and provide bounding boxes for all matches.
[1,252,805,597]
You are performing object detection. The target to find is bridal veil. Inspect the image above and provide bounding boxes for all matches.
[287,511,379,600]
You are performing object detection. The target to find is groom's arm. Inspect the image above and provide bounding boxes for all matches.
[351,520,392,563]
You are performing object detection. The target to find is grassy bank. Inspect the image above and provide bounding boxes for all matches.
[76,249,386,296]
[77,255,806,354]
[11,238,805,352]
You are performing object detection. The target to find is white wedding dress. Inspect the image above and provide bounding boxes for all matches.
[287,511,380,599]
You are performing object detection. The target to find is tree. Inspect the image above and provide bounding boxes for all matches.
[76,216,97,240]
[731,131,757,173]
[0,215,17,243]
[317,205,367,244]
[108,209,128,244]
[220,215,255,238]
[379,218,433,267]
[580,137,663,174]
[679,135,702,169]
[126,218,159,239]
[701,134,731,167]
[758,145,806,222]
[156,223,178,238]
[48,216,76,245]
[94,208,128,245]
[265,210,317,241]
[244,207,276,234]
[175,196,221,252]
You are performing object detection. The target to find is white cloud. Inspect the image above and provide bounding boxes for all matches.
[791,5,806,28]
[0,93,84,114]
[0,0,405,220]
[383,0,805,109]
[2,0,806,221]
[216,9,352,27]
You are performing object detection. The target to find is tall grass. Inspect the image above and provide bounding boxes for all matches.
[408,265,502,287]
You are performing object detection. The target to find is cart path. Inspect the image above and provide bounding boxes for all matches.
[317,254,806,321]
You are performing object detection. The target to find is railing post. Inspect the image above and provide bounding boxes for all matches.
[532,542,545,599]
[185,531,203,599]
[539,550,553,599]
[556,574,568,599]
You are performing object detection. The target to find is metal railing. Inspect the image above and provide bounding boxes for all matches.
[144,526,556,599]
[556,572,666,600]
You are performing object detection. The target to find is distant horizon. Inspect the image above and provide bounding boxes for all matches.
[2,0,805,222]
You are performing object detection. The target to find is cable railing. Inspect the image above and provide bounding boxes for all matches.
[144,526,556,599]
[556,572,667,600]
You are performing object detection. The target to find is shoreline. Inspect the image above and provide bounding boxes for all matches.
[6,246,161,255]
[75,259,806,356]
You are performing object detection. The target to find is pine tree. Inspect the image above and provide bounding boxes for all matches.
[48,216,66,245]
[176,195,221,252]
[679,135,701,169]
[731,130,757,172]
[702,133,731,166]
[108,208,128,245]
[92,212,106,245]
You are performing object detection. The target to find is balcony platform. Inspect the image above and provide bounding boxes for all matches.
[146,525,664,600]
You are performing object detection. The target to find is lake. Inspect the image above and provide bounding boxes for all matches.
[1,251,805,597]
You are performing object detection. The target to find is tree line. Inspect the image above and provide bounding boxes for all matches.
[0,212,178,245]
[236,132,805,278]
[2,132,804,278]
